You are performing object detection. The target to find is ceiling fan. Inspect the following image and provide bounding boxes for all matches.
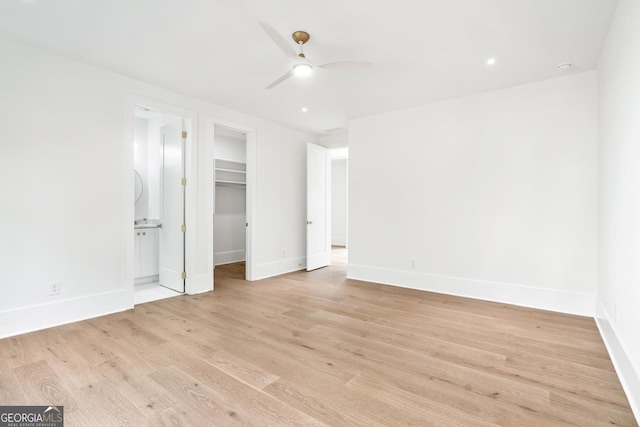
[259,21,373,89]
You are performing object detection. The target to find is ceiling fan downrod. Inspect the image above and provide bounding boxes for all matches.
[292,31,310,58]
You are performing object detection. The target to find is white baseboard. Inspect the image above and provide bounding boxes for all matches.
[189,272,213,295]
[346,264,595,317]
[253,256,306,281]
[332,237,347,246]
[134,274,159,285]
[595,299,640,420]
[0,289,132,339]
[215,250,246,266]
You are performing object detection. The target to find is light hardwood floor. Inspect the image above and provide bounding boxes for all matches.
[0,247,636,426]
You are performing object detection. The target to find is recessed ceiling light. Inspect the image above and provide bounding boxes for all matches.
[301,107,308,113]
[556,63,573,72]
[486,58,496,66]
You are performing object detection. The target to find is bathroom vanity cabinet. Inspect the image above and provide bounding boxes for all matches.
[134,227,159,279]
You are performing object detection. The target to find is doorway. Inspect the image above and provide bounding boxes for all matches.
[307,143,332,271]
[305,144,349,272]
[213,125,247,278]
[133,105,188,304]
[331,147,349,266]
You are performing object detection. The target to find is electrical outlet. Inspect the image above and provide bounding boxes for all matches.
[410,259,416,269]
[282,249,286,258]
[49,281,60,296]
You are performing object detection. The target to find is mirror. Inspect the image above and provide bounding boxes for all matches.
[134,169,143,203]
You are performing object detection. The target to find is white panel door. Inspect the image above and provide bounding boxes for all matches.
[307,143,331,271]
[159,121,185,292]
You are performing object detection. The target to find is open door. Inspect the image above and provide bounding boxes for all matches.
[159,121,186,292]
[307,143,331,271]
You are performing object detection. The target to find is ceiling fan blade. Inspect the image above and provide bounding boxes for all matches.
[319,61,373,72]
[266,69,294,89]
[259,21,297,59]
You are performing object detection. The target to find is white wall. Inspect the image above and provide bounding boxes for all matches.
[252,132,308,277]
[214,128,246,162]
[349,71,597,316]
[0,37,315,338]
[332,158,348,246]
[214,186,246,265]
[597,0,640,416]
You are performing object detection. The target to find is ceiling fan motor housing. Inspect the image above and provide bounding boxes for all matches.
[292,31,310,44]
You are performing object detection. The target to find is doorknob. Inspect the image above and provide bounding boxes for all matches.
[307,221,313,225]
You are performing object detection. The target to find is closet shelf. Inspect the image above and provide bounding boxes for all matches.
[215,167,246,174]
[214,158,246,172]
[214,158,245,165]
[215,180,246,187]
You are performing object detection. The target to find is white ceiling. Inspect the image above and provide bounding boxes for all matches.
[0,0,618,136]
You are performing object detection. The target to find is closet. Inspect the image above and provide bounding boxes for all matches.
[214,126,247,271]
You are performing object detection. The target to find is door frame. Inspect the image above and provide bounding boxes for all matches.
[207,118,256,282]
[125,96,198,297]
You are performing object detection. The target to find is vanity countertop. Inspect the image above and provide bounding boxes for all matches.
[135,224,161,229]
[134,219,161,229]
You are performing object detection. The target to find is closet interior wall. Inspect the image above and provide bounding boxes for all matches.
[213,126,247,267]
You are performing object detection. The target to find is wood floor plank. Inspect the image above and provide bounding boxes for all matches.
[263,375,436,427]
[201,349,280,390]
[148,365,256,425]
[345,295,612,367]
[61,328,116,366]
[72,379,147,425]
[0,334,48,369]
[0,248,635,426]
[12,360,80,413]
[150,357,326,426]
[144,404,213,427]
[36,339,104,389]
[346,373,500,427]
[262,379,381,427]
[0,371,26,405]
[302,304,626,406]
[94,356,176,417]
[303,306,510,369]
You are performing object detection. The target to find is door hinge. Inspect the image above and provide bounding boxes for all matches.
[181,271,187,280]
[182,131,187,139]
[181,224,186,233]
[181,178,187,186]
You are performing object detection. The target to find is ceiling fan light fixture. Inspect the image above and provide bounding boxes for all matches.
[293,63,313,77]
